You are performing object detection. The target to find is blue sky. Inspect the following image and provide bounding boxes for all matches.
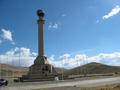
[0,0,120,68]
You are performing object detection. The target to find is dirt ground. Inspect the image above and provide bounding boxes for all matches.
[33,84,120,90]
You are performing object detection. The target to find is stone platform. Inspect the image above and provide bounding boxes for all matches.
[20,56,61,82]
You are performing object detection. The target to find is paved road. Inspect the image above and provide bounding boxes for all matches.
[0,77,120,90]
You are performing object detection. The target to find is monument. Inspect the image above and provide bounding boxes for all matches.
[20,10,60,81]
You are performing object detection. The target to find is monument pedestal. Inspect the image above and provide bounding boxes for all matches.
[21,56,60,81]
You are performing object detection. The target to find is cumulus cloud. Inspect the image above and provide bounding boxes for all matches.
[103,5,120,20]
[59,53,71,59]
[19,47,31,57]
[48,54,88,68]
[31,52,38,57]
[0,29,15,44]
[0,47,36,67]
[1,29,13,41]
[1,47,120,68]
[48,23,58,29]
[48,52,120,69]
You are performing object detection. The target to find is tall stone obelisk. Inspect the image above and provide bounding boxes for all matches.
[37,10,44,57]
[33,10,49,65]
[21,10,58,81]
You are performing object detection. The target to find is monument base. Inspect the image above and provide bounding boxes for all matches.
[20,56,62,82]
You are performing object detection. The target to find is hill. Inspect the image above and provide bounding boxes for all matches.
[65,62,120,75]
[0,64,67,78]
[0,64,28,77]
[0,62,120,78]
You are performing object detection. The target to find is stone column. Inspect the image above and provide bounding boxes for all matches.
[37,10,45,56]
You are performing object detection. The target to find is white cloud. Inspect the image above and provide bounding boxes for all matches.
[48,23,58,29]
[0,47,36,67]
[32,52,38,57]
[0,29,15,44]
[48,52,120,68]
[103,5,120,20]
[75,54,87,61]
[49,55,55,61]
[1,47,120,68]
[1,29,13,41]
[59,53,71,59]
[20,47,31,57]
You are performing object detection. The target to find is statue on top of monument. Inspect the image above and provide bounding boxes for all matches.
[37,9,45,17]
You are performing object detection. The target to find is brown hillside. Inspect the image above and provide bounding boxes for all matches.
[0,62,120,77]
[65,62,120,75]
[0,64,67,77]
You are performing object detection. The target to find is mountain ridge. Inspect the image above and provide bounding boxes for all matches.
[64,62,120,75]
[0,62,120,77]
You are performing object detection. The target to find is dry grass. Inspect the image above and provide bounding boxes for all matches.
[96,84,120,90]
